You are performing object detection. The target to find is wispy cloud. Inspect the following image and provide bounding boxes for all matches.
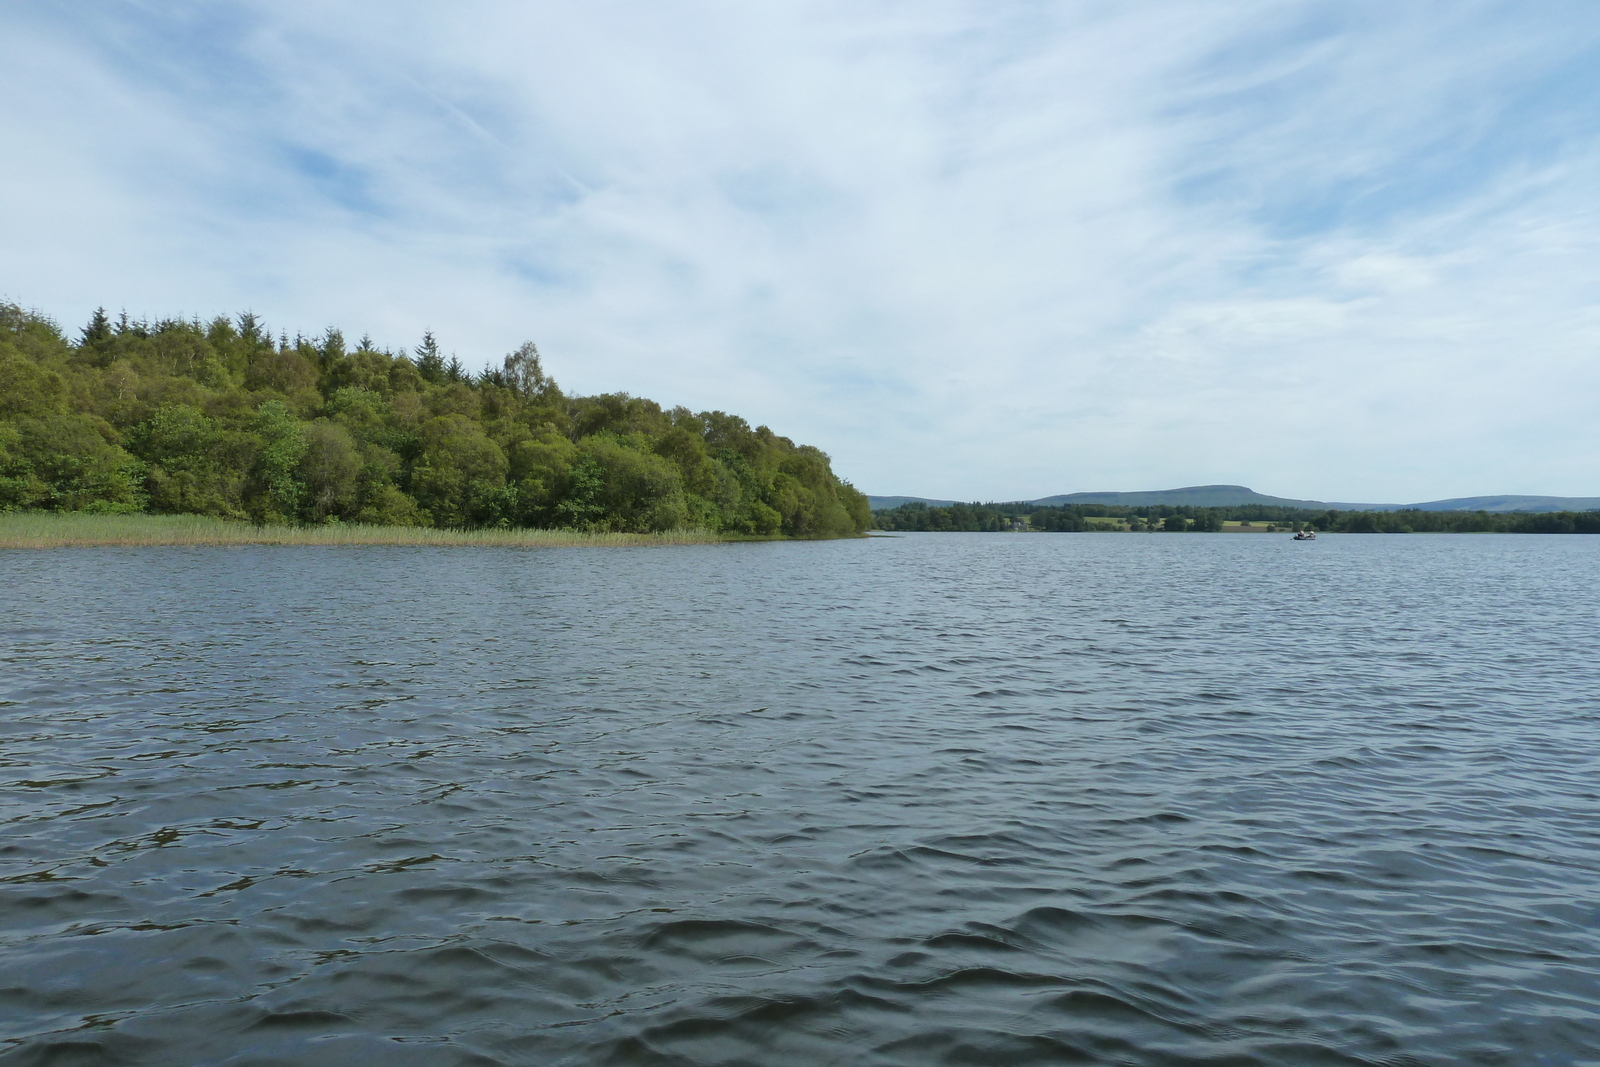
[2,1,1597,500]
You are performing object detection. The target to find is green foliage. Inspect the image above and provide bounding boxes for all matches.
[0,351,66,417]
[0,300,868,537]
[872,501,1039,532]
[1,415,144,512]
[299,420,363,521]
[582,434,686,532]
[125,403,249,518]
[251,400,307,521]
[410,414,508,527]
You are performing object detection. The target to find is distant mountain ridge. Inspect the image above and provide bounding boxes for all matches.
[1399,494,1600,513]
[1029,485,1378,509]
[869,485,1600,513]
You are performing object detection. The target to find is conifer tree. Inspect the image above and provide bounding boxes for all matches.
[237,311,265,347]
[320,328,345,367]
[415,331,445,382]
[79,307,111,348]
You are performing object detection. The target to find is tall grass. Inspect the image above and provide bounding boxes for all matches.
[0,512,720,549]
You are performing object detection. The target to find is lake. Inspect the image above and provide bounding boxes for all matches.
[3,533,1599,1065]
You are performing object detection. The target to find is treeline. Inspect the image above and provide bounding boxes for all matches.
[873,501,1600,534]
[0,303,870,536]
[872,502,1230,532]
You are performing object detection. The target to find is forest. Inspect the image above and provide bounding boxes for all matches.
[0,303,870,537]
[873,500,1600,534]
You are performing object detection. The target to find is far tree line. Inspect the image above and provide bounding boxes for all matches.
[872,501,1600,534]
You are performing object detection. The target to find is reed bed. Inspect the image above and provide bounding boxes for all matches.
[0,512,720,549]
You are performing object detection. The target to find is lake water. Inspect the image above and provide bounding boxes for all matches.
[3,533,1599,1066]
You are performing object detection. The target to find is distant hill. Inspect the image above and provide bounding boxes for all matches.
[873,484,1600,514]
[1402,495,1600,513]
[1028,485,1382,509]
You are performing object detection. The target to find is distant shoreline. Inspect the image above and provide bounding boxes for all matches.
[871,500,1600,535]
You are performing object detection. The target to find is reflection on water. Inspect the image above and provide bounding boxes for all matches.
[2,533,1599,1065]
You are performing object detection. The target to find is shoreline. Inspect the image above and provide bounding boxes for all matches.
[0,513,724,549]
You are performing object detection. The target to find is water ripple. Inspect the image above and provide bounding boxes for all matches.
[2,534,1599,1064]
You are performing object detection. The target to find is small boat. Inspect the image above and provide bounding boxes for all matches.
[1293,530,1316,540]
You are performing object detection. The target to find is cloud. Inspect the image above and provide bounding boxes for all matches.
[2,0,1597,500]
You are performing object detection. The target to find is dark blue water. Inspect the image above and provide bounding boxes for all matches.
[3,533,1599,1066]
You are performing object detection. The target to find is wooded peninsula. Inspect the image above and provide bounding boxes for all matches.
[0,303,870,539]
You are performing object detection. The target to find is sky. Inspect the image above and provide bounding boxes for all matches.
[2,1,1598,503]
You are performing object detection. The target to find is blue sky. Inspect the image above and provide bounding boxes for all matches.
[3,1,1598,502]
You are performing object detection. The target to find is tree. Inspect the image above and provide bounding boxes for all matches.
[0,351,66,416]
[553,455,605,528]
[414,331,445,382]
[319,328,346,368]
[502,341,548,397]
[298,420,363,521]
[408,414,508,526]
[251,401,307,522]
[238,311,266,347]
[581,434,687,532]
[79,307,112,349]
[5,415,144,511]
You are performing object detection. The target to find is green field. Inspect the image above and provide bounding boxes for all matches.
[1219,520,1289,532]
[0,512,721,549]
[1068,517,1294,532]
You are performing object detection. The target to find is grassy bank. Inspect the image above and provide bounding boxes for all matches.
[0,512,721,548]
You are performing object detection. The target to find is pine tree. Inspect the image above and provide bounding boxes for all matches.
[79,307,112,348]
[320,327,345,367]
[415,331,445,382]
[237,311,265,347]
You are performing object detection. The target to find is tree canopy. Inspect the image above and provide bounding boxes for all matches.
[0,303,870,537]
